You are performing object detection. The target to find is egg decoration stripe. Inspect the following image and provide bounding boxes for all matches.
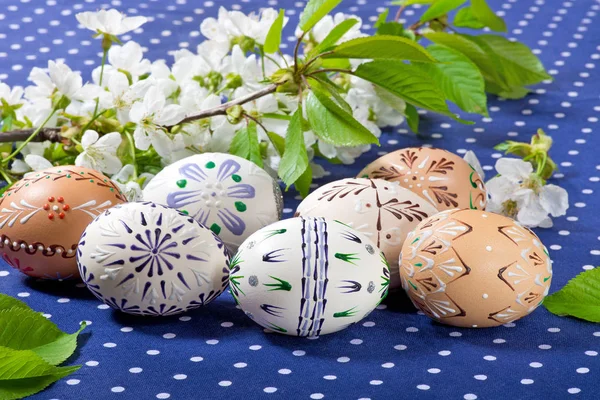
[77,202,230,316]
[143,153,283,252]
[231,217,389,336]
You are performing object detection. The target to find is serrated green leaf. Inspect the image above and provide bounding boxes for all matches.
[0,294,31,312]
[544,267,600,322]
[486,80,530,99]
[308,76,352,114]
[313,18,358,54]
[354,60,472,124]
[405,103,420,133]
[376,22,416,41]
[266,131,285,156]
[294,163,313,198]
[0,347,80,400]
[418,44,488,116]
[320,58,352,69]
[299,0,343,33]
[306,91,379,146]
[465,34,551,87]
[420,0,467,22]
[453,6,485,29]
[0,308,86,365]
[471,0,506,32]
[374,8,389,28]
[279,106,309,190]
[264,9,285,54]
[229,121,263,168]
[323,36,437,63]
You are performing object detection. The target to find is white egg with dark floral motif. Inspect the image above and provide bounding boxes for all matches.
[77,202,230,316]
[231,216,390,336]
[142,153,283,253]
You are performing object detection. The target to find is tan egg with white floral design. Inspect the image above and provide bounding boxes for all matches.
[399,209,552,328]
[359,147,487,211]
[0,166,127,279]
[295,178,438,289]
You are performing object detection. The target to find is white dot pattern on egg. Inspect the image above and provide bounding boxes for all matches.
[231,217,390,336]
[77,202,229,316]
[142,153,283,252]
[295,178,438,290]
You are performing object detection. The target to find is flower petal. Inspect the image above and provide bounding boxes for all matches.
[495,157,533,181]
[463,150,485,181]
[540,184,569,217]
[484,176,517,204]
[133,126,151,151]
[516,199,548,228]
[95,131,123,151]
[81,130,100,148]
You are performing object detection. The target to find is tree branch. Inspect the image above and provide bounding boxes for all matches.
[166,83,280,129]
[394,5,406,22]
[0,127,62,143]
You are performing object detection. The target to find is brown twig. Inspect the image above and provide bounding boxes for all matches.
[165,83,280,129]
[0,127,62,143]
[394,6,406,22]
[243,113,269,134]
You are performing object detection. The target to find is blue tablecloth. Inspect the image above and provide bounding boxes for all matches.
[1,0,599,399]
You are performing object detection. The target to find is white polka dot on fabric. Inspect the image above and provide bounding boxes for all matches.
[484,355,497,361]
[530,362,543,368]
[464,394,478,400]
[111,387,125,393]
[103,343,116,348]
[381,363,394,368]
[576,367,589,374]
[66,379,80,385]
[163,333,176,339]
[156,393,170,399]
[417,384,430,390]
[337,357,350,363]
[263,387,277,394]
[146,350,160,356]
[474,375,487,380]
[350,339,363,345]
[129,368,143,373]
[568,388,582,394]
[428,368,441,374]
[521,379,534,385]
[173,374,187,380]
[292,350,305,356]
[438,350,451,356]
[85,361,99,367]
[310,394,324,400]
[249,345,262,351]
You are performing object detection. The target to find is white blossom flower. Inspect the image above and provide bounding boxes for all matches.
[113,164,154,201]
[10,155,53,174]
[75,130,123,174]
[463,150,485,180]
[107,41,152,78]
[486,158,569,228]
[25,61,95,102]
[0,83,24,106]
[129,86,186,158]
[221,45,262,97]
[76,9,147,36]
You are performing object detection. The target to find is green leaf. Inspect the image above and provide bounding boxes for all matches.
[392,0,434,5]
[323,36,437,63]
[299,0,343,33]
[0,294,31,312]
[374,8,389,28]
[266,131,285,156]
[0,308,86,365]
[294,164,313,198]
[279,106,309,190]
[354,60,472,124]
[264,9,285,54]
[420,0,467,22]
[376,22,416,41]
[405,103,420,133]
[471,0,507,32]
[308,76,352,114]
[0,347,80,400]
[465,34,551,87]
[453,6,485,29]
[418,44,488,116]
[306,91,379,146]
[313,18,358,54]
[374,86,406,115]
[229,121,263,168]
[544,267,600,322]
[320,58,352,70]
[485,80,530,99]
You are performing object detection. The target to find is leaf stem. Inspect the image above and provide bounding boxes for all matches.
[167,83,280,128]
[243,113,269,134]
[0,167,13,185]
[124,131,138,179]
[80,48,108,135]
[306,68,354,77]
[1,101,61,166]
[293,31,307,73]
[394,5,406,22]
[302,50,334,73]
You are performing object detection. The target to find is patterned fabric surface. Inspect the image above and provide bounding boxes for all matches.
[1,0,599,399]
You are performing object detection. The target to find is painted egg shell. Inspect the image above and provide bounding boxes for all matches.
[0,166,126,280]
[358,147,487,211]
[77,202,230,316]
[399,209,552,328]
[231,216,390,336]
[295,178,438,290]
[142,153,283,253]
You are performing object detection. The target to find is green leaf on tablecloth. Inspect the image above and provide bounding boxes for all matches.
[418,44,488,116]
[279,105,310,190]
[0,308,86,365]
[299,0,343,33]
[323,36,437,63]
[544,267,600,322]
[470,0,507,32]
[0,347,80,400]
[230,120,263,168]
[453,6,485,29]
[420,0,466,23]
[264,9,285,54]
[0,294,31,312]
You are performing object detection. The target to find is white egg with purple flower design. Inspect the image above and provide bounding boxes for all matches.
[142,153,283,253]
[77,202,230,316]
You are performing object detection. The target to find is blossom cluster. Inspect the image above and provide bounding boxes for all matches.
[0,8,405,200]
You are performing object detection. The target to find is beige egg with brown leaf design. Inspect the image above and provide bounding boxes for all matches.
[359,147,487,211]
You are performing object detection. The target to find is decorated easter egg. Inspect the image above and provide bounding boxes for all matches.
[77,202,230,316]
[399,209,552,328]
[359,147,487,211]
[295,178,438,289]
[0,166,126,280]
[143,153,283,252]
[231,216,390,336]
